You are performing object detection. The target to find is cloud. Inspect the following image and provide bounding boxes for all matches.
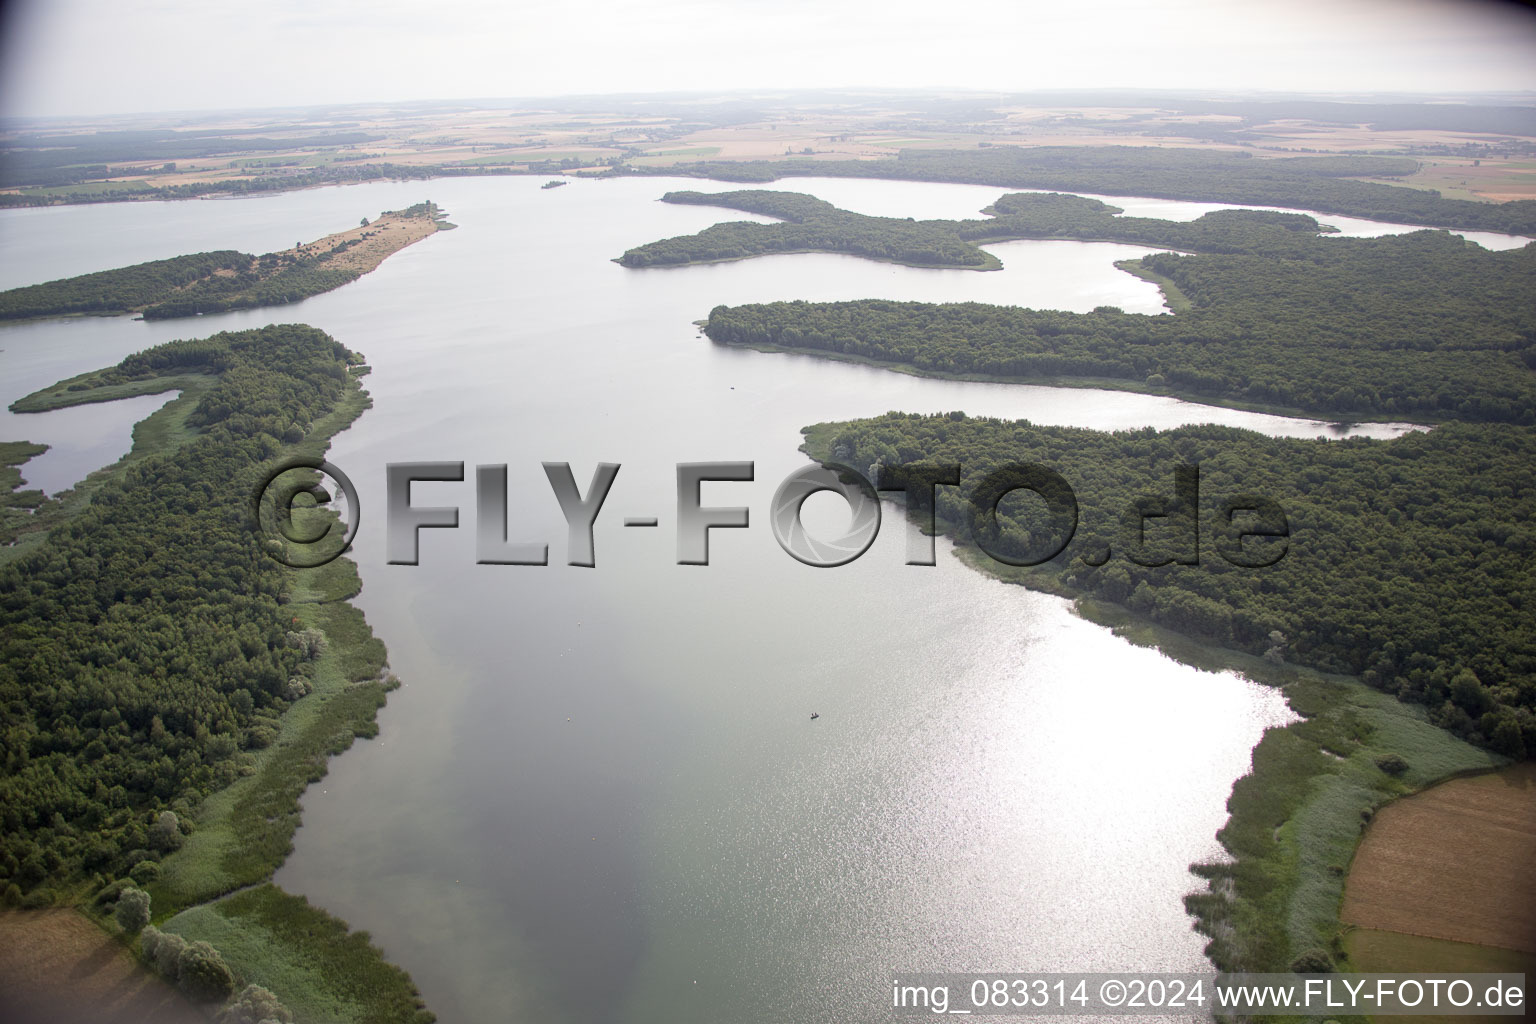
[2,0,1533,118]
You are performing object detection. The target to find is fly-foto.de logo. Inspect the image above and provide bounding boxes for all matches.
[253,458,1289,570]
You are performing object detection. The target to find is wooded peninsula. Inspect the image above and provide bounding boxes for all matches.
[0,201,452,322]
[0,326,433,1022]
[673,192,1536,422]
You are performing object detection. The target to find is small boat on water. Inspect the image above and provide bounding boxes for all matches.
[542,180,568,189]
[810,712,820,720]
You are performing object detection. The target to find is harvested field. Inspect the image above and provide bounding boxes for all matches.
[0,909,208,1024]
[1341,763,1536,953]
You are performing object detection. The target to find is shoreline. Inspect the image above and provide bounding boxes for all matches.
[723,334,1434,428]
[615,245,1003,271]
[3,161,1528,238]
[959,527,1507,977]
[6,343,435,1022]
[0,202,450,324]
[801,428,1508,977]
[150,370,435,1022]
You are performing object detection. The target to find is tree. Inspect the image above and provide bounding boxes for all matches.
[1488,713,1527,759]
[286,628,328,660]
[217,984,294,1024]
[115,887,151,933]
[140,924,162,959]
[153,930,188,980]
[360,216,370,227]
[150,810,183,852]
[1264,630,1289,664]
[1289,948,1334,973]
[1450,669,1492,716]
[177,941,236,1002]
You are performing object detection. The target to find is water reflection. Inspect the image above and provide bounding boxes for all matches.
[0,175,1414,1024]
[2,390,179,495]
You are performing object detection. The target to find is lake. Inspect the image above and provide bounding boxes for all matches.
[0,174,1463,1023]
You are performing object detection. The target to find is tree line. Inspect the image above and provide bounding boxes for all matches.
[0,325,360,899]
[702,203,1536,422]
[633,146,1536,235]
[0,249,355,321]
[621,188,1425,269]
[0,202,444,321]
[805,413,1536,759]
[618,190,997,269]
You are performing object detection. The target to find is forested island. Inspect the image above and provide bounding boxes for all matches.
[618,188,1366,270]
[0,201,451,322]
[644,147,1536,235]
[689,192,1536,422]
[618,190,1001,269]
[0,326,433,1022]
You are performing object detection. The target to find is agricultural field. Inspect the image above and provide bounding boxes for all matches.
[1342,763,1536,956]
[0,909,206,1024]
[8,91,1535,205]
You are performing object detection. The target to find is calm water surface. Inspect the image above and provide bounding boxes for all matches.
[0,175,1445,1024]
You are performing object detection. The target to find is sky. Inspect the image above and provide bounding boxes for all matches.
[2,0,1534,119]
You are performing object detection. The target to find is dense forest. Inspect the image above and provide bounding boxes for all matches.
[618,190,998,268]
[0,249,356,321]
[622,187,1390,268]
[805,413,1536,758]
[968,191,1341,251]
[702,201,1536,422]
[644,147,1536,235]
[0,202,443,321]
[0,325,361,897]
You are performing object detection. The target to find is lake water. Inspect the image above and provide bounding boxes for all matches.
[0,174,1457,1024]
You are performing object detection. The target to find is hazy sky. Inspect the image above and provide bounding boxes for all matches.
[2,0,1534,119]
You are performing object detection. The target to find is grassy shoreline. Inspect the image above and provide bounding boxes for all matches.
[1113,257,1194,312]
[150,373,435,1022]
[7,353,434,1021]
[614,246,1004,271]
[1,375,219,562]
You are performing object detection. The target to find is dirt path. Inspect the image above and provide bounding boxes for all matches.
[0,909,209,1024]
